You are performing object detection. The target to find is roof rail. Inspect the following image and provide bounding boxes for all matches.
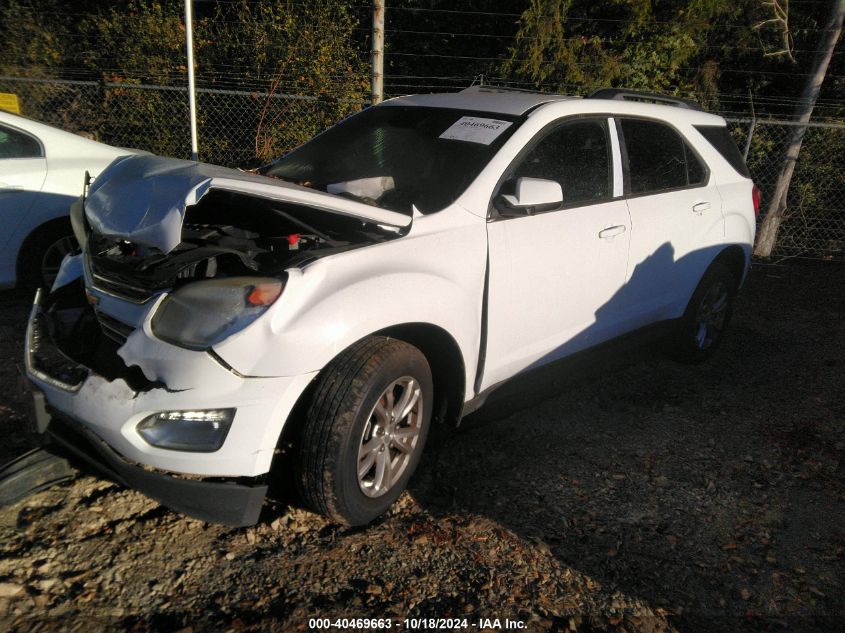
[460,85,547,96]
[587,88,701,111]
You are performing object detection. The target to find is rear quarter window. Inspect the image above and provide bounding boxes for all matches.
[0,124,42,159]
[694,125,751,178]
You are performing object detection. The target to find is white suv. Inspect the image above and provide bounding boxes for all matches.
[24,87,758,526]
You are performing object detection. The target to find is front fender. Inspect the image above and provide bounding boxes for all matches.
[212,215,487,391]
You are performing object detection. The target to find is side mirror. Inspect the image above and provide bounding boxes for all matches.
[495,177,563,216]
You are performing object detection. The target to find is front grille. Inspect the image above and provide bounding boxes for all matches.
[90,270,156,304]
[95,311,135,346]
[84,242,161,304]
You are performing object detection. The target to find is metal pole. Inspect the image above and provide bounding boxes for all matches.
[185,0,199,161]
[743,118,756,162]
[743,87,756,162]
[371,0,385,104]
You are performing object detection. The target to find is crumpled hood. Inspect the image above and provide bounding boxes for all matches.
[85,154,412,253]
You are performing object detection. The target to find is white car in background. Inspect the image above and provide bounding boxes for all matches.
[25,87,758,527]
[0,110,138,290]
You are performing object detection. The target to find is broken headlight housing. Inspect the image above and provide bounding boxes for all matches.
[151,276,283,349]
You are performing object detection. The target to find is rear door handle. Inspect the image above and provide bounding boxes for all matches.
[598,225,626,239]
[692,201,711,214]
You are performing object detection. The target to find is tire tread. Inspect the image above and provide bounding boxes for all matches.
[299,336,422,523]
[665,261,738,364]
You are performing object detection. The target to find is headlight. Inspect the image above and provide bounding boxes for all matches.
[137,409,235,452]
[151,276,284,349]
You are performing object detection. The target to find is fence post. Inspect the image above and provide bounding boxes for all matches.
[371,0,385,105]
[185,0,199,161]
[743,118,757,162]
[97,78,107,143]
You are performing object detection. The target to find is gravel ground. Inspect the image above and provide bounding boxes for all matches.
[0,261,843,632]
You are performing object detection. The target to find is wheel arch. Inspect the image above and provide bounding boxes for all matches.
[269,322,466,494]
[374,322,466,428]
[15,216,73,285]
[710,244,749,289]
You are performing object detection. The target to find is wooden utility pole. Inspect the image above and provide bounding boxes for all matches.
[372,0,385,105]
[754,0,845,257]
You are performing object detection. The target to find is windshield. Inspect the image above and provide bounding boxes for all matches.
[263,106,522,215]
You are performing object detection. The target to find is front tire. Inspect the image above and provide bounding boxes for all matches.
[18,221,78,292]
[298,336,433,525]
[666,262,738,364]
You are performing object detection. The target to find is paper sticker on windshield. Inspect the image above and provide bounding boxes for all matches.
[439,117,513,145]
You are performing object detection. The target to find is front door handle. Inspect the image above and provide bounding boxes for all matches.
[598,225,626,239]
[692,201,711,214]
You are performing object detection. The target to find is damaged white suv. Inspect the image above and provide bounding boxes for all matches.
[25,87,758,526]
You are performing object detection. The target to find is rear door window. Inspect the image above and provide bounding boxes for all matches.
[620,119,707,195]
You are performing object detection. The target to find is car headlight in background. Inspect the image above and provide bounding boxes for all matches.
[151,276,284,349]
[137,409,236,452]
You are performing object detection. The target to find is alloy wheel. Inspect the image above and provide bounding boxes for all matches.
[693,281,729,350]
[357,376,424,498]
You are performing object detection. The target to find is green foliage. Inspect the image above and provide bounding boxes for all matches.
[79,1,186,84]
[502,0,757,107]
[197,1,366,93]
[0,0,67,76]
[0,0,367,164]
[194,0,368,161]
[67,2,188,155]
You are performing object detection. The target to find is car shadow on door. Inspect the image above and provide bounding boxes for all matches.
[407,241,762,631]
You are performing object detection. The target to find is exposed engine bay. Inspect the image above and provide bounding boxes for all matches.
[32,174,406,391]
[84,189,401,302]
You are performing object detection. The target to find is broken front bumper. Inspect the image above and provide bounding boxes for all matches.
[24,287,317,524]
[44,409,267,526]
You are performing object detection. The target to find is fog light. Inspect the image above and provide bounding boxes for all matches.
[137,409,235,452]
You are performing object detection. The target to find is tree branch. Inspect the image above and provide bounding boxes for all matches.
[753,0,795,63]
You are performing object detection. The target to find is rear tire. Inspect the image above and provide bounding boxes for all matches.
[665,262,738,364]
[297,336,433,525]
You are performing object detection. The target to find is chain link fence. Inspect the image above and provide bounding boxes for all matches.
[3,76,843,258]
[0,76,366,168]
[727,118,845,258]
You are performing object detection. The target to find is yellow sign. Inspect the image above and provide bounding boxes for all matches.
[0,93,21,114]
